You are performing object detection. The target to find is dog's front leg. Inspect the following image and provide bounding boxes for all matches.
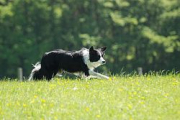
[89,70,109,80]
[80,73,97,80]
[84,75,98,80]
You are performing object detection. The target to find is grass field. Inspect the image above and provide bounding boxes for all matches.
[0,73,180,120]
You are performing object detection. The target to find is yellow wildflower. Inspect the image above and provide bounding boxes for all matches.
[96,115,101,118]
[41,99,46,103]
[85,107,90,112]
[23,103,27,107]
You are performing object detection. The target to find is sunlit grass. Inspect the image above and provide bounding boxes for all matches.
[0,74,180,120]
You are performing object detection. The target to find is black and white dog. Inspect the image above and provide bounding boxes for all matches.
[28,46,109,81]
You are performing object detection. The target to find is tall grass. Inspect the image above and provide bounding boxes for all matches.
[0,74,179,120]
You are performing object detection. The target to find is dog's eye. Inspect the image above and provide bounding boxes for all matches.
[98,55,101,59]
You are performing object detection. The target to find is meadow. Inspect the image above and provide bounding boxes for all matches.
[0,73,179,120]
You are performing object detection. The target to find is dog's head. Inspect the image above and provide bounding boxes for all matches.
[88,46,107,68]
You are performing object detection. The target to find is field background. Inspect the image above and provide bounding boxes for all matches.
[1,1,180,119]
[0,74,179,120]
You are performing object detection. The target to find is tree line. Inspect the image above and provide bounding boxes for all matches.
[0,0,180,78]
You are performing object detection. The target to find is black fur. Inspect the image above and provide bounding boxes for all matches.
[29,47,107,81]
[32,49,89,80]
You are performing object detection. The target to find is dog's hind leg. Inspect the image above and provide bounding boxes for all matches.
[45,73,53,81]
[45,69,58,81]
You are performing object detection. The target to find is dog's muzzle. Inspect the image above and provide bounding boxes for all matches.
[102,60,106,64]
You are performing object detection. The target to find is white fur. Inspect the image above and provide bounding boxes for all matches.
[28,63,41,81]
[89,70,109,79]
[82,49,104,70]
[82,49,109,80]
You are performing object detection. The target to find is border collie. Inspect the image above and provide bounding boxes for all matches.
[28,46,109,81]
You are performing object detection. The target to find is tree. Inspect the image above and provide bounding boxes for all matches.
[0,0,179,78]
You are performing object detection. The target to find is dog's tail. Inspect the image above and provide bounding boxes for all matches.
[28,62,42,81]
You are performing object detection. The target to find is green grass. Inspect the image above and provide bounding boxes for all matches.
[0,74,180,120]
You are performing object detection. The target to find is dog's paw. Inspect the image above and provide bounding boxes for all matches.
[104,76,110,80]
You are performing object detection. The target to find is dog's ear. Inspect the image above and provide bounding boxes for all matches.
[89,46,94,52]
[100,46,107,52]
